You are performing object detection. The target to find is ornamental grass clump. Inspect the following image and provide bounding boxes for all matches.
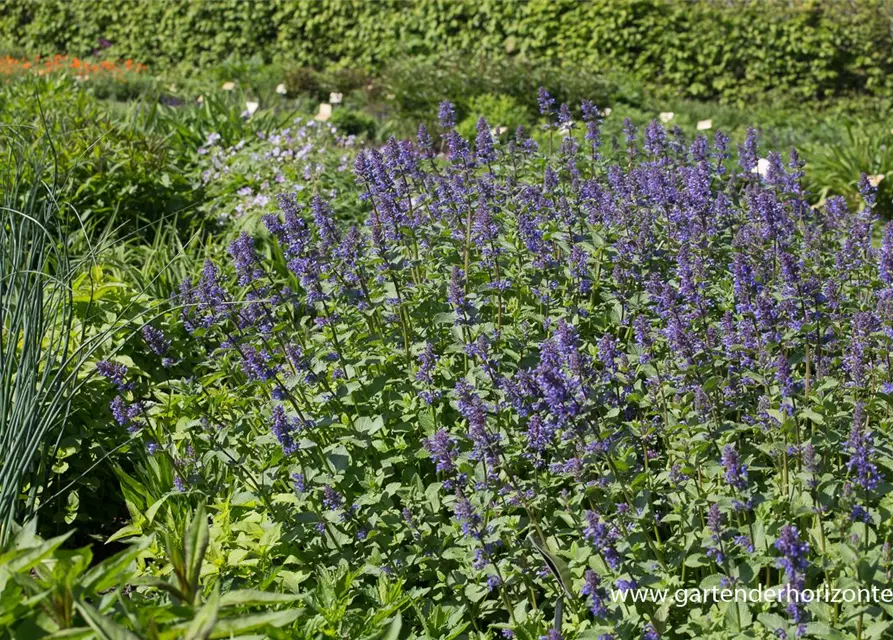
[105,90,893,639]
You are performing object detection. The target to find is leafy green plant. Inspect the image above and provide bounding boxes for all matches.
[151,503,210,606]
[805,122,893,217]
[5,0,893,103]
[190,113,356,233]
[9,9,893,638]
[126,91,294,156]
[299,566,406,638]
[330,108,377,139]
[1,75,198,239]
[0,512,305,639]
[378,53,615,130]
[89,93,893,639]
[0,132,93,542]
[457,94,531,141]
[0,520,147,637]
[0,113,204,543]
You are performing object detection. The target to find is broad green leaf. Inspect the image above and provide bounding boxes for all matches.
[219,589,301,608]
[208,610,302,637]
[44,628,95,639]
[74,600,141,640]
[81,539,149,594]
[185,587,220,640]
[527,534,572,598]
[145,493,173,523]
[369,613,402,640]
[3,531,73,573]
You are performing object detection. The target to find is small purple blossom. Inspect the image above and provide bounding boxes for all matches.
[584,511,621,570]
[722,445,748,492]
[582,570,608,617]
[141,325,171,357]
[537,87,555,117]
[96,361,129,390]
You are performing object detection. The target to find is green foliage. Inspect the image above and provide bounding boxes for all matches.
[329,108,377,139]
[457,94,532,141]
[0,76,197,239]
[6,13,893,638]
[0,515,306,639]
[282,66,371,104]
[2,0,893,103]
[0,79,251,540]
[0,132,90,543]
[161,502,209,606]
[378,53,614,132]
[0,522,146,635]
[192,115,356,234]
[126,91,294,157]
[0,74,303,243]
[804,123,893,218]
[86,95,893,638]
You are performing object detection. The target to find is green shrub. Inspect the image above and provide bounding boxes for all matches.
[0,76,197,239]
[805,123,893,218]
[456,94,532,141]
[282,66,371,104]
[2,0,892,104]
[0,513,314,638]
[378,53,615,129]
[329,107,377,139]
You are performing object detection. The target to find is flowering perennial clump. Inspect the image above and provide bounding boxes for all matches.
[100,92,893,639]
[0,54,146,79]
[196,118,356,221]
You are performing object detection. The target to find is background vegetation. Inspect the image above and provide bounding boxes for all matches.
[2,2,893,637]
[2,0,893,104]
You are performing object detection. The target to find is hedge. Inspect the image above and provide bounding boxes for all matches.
[1,0,892,103]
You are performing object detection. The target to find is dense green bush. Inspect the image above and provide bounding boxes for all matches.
[329,108,378,139]
[0,510,316,638]
[377,54,616,131]
[2,0,892,104]
[0,76,196,239]
[805,123,893,219]
[75,97,893,638]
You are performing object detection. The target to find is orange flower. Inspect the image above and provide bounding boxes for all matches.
[0,53,147,81]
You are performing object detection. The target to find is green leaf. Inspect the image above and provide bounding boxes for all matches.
[2,531,73,573]
[106,524,142,544]
[356,415,385,435]
[863,620,893,640]
[208,610,303,637]
[74,600,141,640]
[373,613,402,640]
[185,587,220,640]
[800,407,824,425]
[218,589,301,608]
[757,612,787,633]
[527,534,572,598]
[723,600,751,632]
[684,553,708,568]
[326,445,350,472]
[44,629,95,639]
[803,622,846,639]
[145,493,173,523]
[185,503,210,602]
[80,539,149,595]
[464,583,488,603]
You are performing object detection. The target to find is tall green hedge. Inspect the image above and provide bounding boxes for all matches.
[2,0,892,103]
